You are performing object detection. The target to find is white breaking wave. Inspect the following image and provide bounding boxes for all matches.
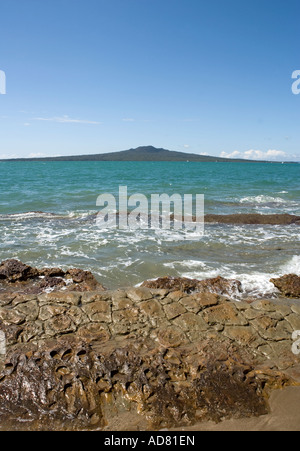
[279,256,300,276]
[164,260,208,270]
[238,274,278,298]
[181,270,277,299]
[238,256,300,297]
[178,257,300,299]
[0,211,59,220]
[239,195,293,205]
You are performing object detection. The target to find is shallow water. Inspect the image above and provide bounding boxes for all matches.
[0,160,299,296]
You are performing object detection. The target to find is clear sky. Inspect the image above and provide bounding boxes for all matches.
[0,0,299,160]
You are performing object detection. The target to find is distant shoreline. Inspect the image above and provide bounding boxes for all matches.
[0,145,298,163]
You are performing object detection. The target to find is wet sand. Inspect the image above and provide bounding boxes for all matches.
[172,386,300,431]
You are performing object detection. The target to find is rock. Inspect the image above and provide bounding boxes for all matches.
[173,312,208,335]
[0,336,271,431]
[66,269,101,291]
[0,259,38,282]
[142,276,242,298]
[164,302,187,320]
[196,276,242,297]
[0,260,106,295]
[38,291,82,306]
[205,214,300,225]
[39,268,66,278]
[157,326,188,348]
[192,292,220,310]
[126,287,153,302]
[270,274,300,298]
[141,277,199,293]
[203,303,248,326]
[44,314,76,336]
[223,325,263,348]
[39,276,66,291]
[82,300,112,323]
[0,277,299,430]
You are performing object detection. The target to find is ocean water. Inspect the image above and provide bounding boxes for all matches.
[0,160,299,298]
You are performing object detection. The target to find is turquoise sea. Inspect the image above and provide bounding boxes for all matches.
[0,160,299,297]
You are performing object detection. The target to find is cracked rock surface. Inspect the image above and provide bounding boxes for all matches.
[0,283,300,431]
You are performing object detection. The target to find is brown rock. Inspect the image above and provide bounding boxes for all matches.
[0,259,38,282]
[0,337,274,431]
[82,300,112,323]
[0,260,106,295]
[39,276,66,291]
[164,302,187,320]
[195,276,242,297]
[126,287,153,302]
[142,276,242,297]
[77,323,111,342]
[112,297,134,311]
[270,274,300,298]
[44,314,76,336]
[39,268,66,278]
[66,269,105,292]
[203,304,248,326]
[0,307,25,325]
[39,304,67,321]
[0,274,299,431]
[179,296,202,313]
[192,292,220,310]
[139,299,164,318]
[173,312,208,333]
[157,326,188,348]
[285,314,300,331]
[0,338,103,431]
[205,213,300,225]
[224,325,263,347]
[39,291,81,306]
[111,308,141,335]
[142,276,200,294]
[13,300,39,322]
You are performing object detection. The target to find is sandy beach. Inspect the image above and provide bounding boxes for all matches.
[172,386,300,431]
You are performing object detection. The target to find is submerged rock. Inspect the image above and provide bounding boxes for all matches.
[205,214,300,225]
[270,274,300,298]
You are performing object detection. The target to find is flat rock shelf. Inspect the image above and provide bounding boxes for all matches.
[0,284,300,431]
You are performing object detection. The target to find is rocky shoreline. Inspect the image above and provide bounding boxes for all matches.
[0,259,300,431]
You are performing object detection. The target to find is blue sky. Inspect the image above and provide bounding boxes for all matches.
[0,0,299,160]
